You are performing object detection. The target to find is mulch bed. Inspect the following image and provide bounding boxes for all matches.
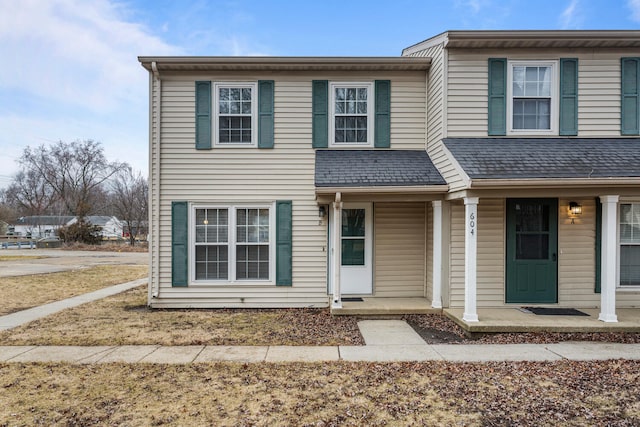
[402,314,640,345]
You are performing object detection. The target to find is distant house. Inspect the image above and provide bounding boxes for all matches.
[10,216,74,238]
[9,215,124,240]
[67,216,124,239]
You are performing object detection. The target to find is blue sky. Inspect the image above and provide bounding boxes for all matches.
[1,0,639,189]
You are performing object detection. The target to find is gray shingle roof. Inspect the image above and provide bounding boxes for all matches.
[315,150,446,187]
[443,138,640,179]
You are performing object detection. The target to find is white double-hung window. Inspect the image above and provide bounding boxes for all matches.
[507,61,558,134]
[214,82,258,146]
[192,205,272,282]
[329,82,373,146]
[620,203,640,287]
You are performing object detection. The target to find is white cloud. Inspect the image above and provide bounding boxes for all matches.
[0,0,180,113]
[629,0,640,22]
[560,0,583,29]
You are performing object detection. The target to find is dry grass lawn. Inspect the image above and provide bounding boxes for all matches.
[0,255,47,262]
[0,266,148,316]
[0,285,363,346]
[1,360,638,426]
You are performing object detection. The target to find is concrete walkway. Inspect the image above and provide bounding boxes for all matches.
[0,278,148,330]
[1,319,639,363]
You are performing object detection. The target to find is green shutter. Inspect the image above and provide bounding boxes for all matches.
[195,81,212,150]
[375,80,391,148]
[275,200,292,286]
[559,58,578,136]
[488,58,507,136]
[621,58,639,135]
[595,198,602,293]
[258,80,274,148]
[312,80,328,148]
[171,201,188,287]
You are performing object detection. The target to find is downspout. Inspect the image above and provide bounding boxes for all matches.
[150,61,161,299]
[331,192,342,309]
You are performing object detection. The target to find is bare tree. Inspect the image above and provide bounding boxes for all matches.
[20,140,126,219]
[3,169,58,217]
[110,166,148,245]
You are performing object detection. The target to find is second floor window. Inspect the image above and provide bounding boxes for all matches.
[214,83,257,146]
[330,82,373,146]
[507,61,558,135]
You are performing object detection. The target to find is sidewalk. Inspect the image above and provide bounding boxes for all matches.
[1,341,639,363]
[1,320,639,363]
[1,285,639,364]
[0,278,147,330]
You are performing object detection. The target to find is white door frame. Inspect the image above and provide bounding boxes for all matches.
[328,202,373,295]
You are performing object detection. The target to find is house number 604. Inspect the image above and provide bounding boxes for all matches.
[469,212,475,235]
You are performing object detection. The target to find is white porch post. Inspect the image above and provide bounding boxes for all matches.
[599,195,619,322]
[331,192,343,309]
[463,197,479,322]
[431,200,443,309]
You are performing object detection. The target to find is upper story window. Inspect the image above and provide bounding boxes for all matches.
[329,82,374,147]
[214,82,258,146]
[507,61,558,135]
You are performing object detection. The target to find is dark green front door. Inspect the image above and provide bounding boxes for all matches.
[506,198,558,303]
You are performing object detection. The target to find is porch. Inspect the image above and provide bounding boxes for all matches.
[331,297,441,316]
[445,308,640,333]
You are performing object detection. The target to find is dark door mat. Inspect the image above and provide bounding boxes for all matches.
[341,297,364,302]
[523,307,590,316]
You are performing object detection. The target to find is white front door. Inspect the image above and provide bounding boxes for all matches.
[328,202,373,295]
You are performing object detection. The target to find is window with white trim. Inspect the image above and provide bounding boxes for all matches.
[192,205,272,282]
[620,203,640,287]
[507,61,558,134]
[214,82,257,146]
[329,82,373,146]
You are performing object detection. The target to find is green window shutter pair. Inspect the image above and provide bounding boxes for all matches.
[171,200,293,287]
[621,58,640,135]
[194,81,274,149]
[487,58,578,136]
[312,80,391,148]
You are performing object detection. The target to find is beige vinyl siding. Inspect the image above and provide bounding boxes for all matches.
[447,48,627,137]
[425,202,433,301]
[151,71,427,308]
[449,201,465,307]
[407,42,467,191]
[449,199,505,308]
[477,199,505,306]
[374,202,426,297]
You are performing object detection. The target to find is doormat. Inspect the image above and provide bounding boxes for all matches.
[522,307,589,316]
[341,297,364,302]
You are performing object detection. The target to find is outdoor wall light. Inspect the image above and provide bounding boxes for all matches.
[318,205,327,219]
[568,201,582,223]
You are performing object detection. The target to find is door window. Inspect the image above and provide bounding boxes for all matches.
[341,209,366,266]
[514,202,550,260]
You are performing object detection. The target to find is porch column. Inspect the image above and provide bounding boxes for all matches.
[599,195,619,322]
[331,193,343,309]
[431,200,443,309]
[463,197,479,322]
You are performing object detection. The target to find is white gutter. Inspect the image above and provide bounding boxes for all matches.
[316,185,448,195]
[150,61,161,300]
[469,177,640,189]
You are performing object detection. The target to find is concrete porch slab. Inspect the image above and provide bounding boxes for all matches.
[332,297,440,315]
[445,308,640,333]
